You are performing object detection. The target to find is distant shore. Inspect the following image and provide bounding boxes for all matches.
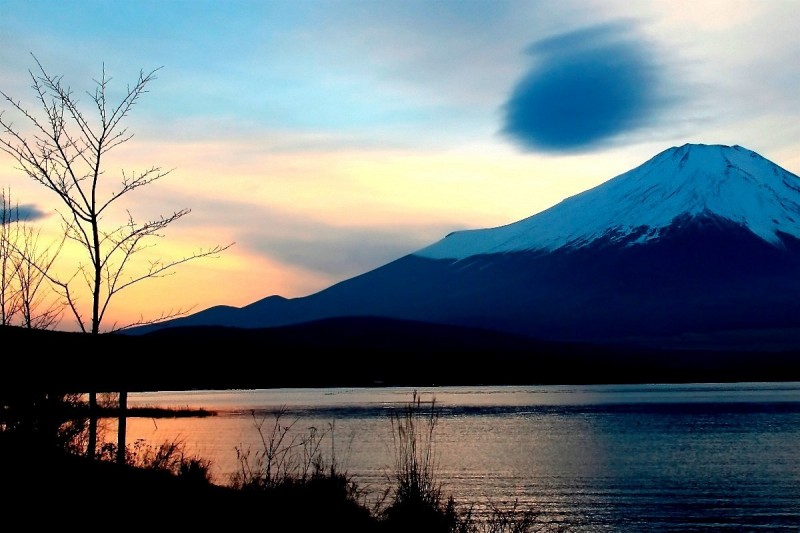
[94,405,216,418]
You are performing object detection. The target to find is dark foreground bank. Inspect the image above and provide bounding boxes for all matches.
[0,432,376,531]
[0,396,543,533]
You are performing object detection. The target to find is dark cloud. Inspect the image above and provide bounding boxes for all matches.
[0,201,47,224]
[501,21,668,152]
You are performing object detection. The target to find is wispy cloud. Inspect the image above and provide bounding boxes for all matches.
[247,225,440,280]
[169,193,459,281]
[238,207,458,280]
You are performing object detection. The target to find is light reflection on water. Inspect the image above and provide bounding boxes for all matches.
[113,383,800,531]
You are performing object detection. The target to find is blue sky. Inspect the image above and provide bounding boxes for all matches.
[2,0,800,328]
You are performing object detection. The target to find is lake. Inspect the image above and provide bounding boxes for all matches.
[116,383,800,531]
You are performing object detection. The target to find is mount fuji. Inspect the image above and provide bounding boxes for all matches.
[135,143,800,349]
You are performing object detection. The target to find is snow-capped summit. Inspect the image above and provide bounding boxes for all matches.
[417,144,800,260]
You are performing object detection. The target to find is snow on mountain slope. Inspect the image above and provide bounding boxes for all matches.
[417,144,800,260]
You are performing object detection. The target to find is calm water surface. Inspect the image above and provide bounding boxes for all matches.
[117,383,800,531]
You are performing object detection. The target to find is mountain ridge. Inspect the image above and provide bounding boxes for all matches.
[130,143,800,350]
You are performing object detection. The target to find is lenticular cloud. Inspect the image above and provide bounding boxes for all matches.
[501,21,665,153]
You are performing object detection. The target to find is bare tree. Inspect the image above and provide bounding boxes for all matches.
[1,57,233,461]
[0,56,231,334]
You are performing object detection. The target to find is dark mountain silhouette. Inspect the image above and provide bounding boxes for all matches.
[128,144,800,352]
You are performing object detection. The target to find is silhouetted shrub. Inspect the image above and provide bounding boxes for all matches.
[379,391,459,532]
[99,437,212,484]
[378,392,545,533]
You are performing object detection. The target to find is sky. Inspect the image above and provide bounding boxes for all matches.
[2,0,800,331]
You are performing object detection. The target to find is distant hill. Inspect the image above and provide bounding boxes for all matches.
[5,318,800,392]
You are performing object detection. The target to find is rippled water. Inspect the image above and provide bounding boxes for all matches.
[117,383,800,531]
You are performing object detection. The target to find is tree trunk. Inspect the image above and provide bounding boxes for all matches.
[117,390,127,465]
[87,391,97,459]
